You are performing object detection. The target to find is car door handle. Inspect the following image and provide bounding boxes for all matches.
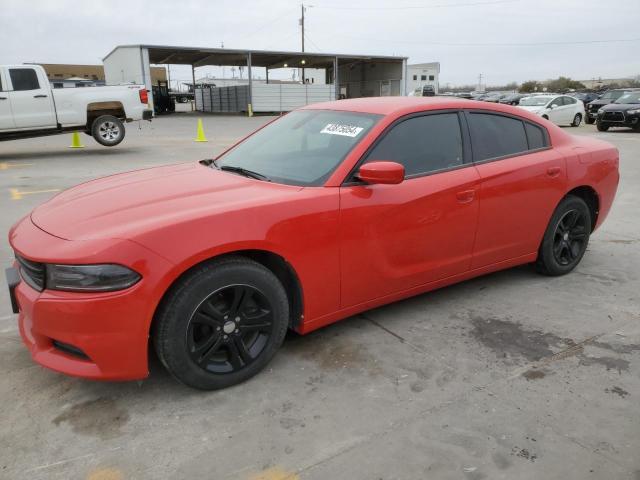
[456,190,475,204]
[0,96,7,100]
[547,167,561,178]
[33,94,47,98]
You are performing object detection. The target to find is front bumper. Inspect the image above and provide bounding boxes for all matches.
[597,111,640,128]
[8,216,173,381]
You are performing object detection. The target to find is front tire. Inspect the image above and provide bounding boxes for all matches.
[571,113,582,127]
[596,122,609,132]
[91,115,125,146]
[153,256,289,390]
[536,195,591,276]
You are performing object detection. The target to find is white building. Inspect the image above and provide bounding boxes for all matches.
[407,62,440,94]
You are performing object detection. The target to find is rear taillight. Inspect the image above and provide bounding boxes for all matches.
[139,89,148,104]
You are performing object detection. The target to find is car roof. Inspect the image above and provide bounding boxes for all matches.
[303,96,486,115]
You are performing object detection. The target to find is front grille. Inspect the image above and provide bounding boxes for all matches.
[16,255,45,291]
[602,111,625,122]
[590,104,602,112]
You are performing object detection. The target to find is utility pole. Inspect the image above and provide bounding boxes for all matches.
[300,3,306,84]
[478,73,483,92]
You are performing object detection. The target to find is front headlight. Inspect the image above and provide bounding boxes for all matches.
[627,109,640,115]
[46,264,141,292]
[598,108,605,114]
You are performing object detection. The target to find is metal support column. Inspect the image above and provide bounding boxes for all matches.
[401,58,407,96]
[333,56,339,100]
[247,53,253,115]
[191,64,196,111]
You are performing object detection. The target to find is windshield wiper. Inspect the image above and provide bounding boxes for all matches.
[214,161,271,182]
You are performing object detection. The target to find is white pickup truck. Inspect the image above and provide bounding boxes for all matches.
[0,64,152,146]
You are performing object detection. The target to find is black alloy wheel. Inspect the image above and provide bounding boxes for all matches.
[187,284,274,373]
[551,210,588,266]
[154,256,289,390]
[536,195,591,276]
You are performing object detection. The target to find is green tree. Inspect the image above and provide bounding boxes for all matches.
[519,80,542,93]
[546,76,586,92]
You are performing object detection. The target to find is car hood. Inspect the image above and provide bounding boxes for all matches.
[31,162,303,241]
[517,105,545,113]
[600,102,640,112]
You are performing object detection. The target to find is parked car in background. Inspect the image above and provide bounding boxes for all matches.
[0,64,152,146]
[596,90,640,131]
[482,92,507,103]
[7,97,619,390]
[518,94,585,126]
[585,89,639,124]
[569,92,600,107]
[499,93,528,105]
[454,92,473,99]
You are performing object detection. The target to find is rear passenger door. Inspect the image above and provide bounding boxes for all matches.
[466,111,567,268]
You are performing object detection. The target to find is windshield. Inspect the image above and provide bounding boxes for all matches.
[600,90,625,100]
[216,110,381,186]
[519,96,553,106]
[614,92,640,104]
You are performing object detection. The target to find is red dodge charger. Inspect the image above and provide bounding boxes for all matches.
[7,97,619,390]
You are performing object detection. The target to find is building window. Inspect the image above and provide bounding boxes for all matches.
[429,75,435,81]
[413,75,417,81]
[421,75,427,81]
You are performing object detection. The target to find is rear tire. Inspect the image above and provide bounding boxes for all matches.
[153,256,289,390]
[91,115,125,146]
[571,113,582,127]
[596,122,609,132]
[536,195,591,276]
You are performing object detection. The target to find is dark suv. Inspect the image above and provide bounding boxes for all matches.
[586,89,639,124]
[596,91,640,132]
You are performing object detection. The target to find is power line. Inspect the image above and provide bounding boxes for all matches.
[313,0,520,10]
[334,34,640,47]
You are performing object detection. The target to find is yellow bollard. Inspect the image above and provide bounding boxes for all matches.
[69,131,84,148]
[194,118,208,142]
[247,103,253,117]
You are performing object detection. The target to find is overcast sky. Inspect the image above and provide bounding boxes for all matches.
[1,0,638,87]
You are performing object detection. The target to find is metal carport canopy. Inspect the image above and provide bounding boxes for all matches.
[104,44,406,69]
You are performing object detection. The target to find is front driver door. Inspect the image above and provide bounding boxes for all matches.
[339,111,481,308]
[7,67,56,129]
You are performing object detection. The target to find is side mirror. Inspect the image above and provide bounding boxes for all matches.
[357,161,405,185]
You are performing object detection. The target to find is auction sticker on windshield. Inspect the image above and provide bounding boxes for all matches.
[320,123,364,137]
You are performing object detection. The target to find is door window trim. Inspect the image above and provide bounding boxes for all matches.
[462,109,552,166]
[342,109,473,186]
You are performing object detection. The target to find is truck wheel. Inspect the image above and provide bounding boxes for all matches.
[585,117,595,125]
[92,115,125,147]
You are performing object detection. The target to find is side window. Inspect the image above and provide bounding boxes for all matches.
[524,123,548,150]
[9,68,40,91]
[0,74,3,91]
[549,97,562,108]
[468,113,528,161]
[364,113,463,177]
[565,96,577,105]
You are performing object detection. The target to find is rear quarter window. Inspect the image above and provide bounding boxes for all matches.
[468,113,529,161]
[524,123,548,150]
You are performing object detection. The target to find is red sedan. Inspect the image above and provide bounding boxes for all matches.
[7,97,619,390]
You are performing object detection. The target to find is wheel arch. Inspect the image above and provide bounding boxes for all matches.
[564,185,599,231]
[86,102,126,128]
[150,249,305,336]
